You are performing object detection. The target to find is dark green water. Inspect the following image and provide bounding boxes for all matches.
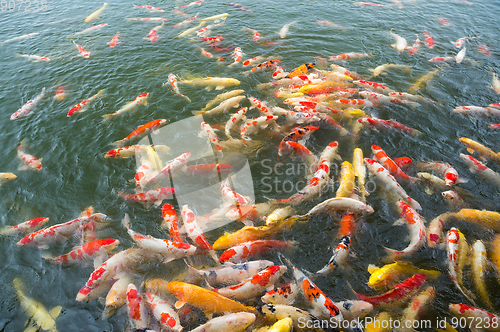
[1,0,500,330]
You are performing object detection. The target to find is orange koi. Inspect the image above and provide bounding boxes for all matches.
[107,32,120,47]
[113,119,167,147]
[285,63,315,79]
[423,30,434,48]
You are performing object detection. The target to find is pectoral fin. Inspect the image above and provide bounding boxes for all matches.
[215,86,225,90]
[175,300,186,310]
[367,264,379,274]
[49,305,62,319]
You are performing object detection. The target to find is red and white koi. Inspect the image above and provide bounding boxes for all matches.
[107,32,120,47]
[72,41,90,58]
[418,161,462,186]
[145,152,191,187]
[449,304,500,331]
[143,292,182,332]
[316,235,351,276]
[272,66,287,79]
[286,257,342,320]
[358,117,420,136]
[113,118,167,147]
[76,248,147,301]
[15,54,50,62]
[240,115,278,140]
[53,85,68,101]
[447,228,477,304]
[0,217,48,236]
[454,36,480,48]
[353,80,395,94]
[300,197,374,220]
[225,107,248,138]
[68,89,105,117]
[144,23,164,42]
[328,52,370,61]
[1,32,39,45]
[271,107,321,125]
[354,274,427,307]
[102,92,149,120]
[210,265,287,299]
[335,98,374,108]
[126,284,149,330]
[221,178,250,206]
[190,312,256,332]
[176,0,203,9]
[164,73,191,102]
[126,17,168,22]
[262,280,300,305]
[408,35,421,56]
[477,44,491,56]
[353,2,386,7]
[228,47,243,67]
[372,144,414,182]
[188,260,274,285]
[219,240,294,263]
[384,201,426,261]
[17,140,42,171]
[10,87,45,120]
[181,205,214,253]
[437,17,450,26]
[330,64,361,79]
[426,212,455,248]
[244,59,282,76]
[120,186,175,206]
[429,56,456,62]
[199,46,213,58]
[123,214,197,263]
[133,4,165,12]
[172,14,198,28]
[242,27,261,42]
[442,190,468,210]
[104,144,168,159]
[364,158,422,210]
[69,24,108,37]
[389,29,408,52]
[200,122,223,152]
[423,30,434,48]
[161,204,183,243]
[17,213,107,247]
[460,153,500,186]
[45,238,119,264]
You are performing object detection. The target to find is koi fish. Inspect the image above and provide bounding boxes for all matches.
[226,47,243,67]
[102,93,149,120]
[492,71,500,94]
[449,304,500,331]
[11,87,45,120]
[353,148,368,200]
[407,35,420,56]
[314,20,344,29]
[315,235,351,276]
[367,261,440,288]
[161,204,183,242]
[17,140,42,171]
[426,212,454,247]
[461,153,500,186]
[364,159,421,210]
[172,14,198,28]
[1,32,39,45]
[120,186,175,207]
[85,3,108,22]
[181,205,216,256]
[133,4,165,12]
[477,44,491,56]
[417,161,463,186]
[408,67,441,93]
[423,30,434,48]
[372,145,414,183]
[0,216,48,236]
[190,312,256,332]
[187,260,274,285]
[17,213,107,247]
[328,52,370,61]
[283,256,342,320]
[429,56,456,62]
[354,274,427,307]
[240,115,278,140]
[76,248,147,301]
[195,95,245,116]
[142,293,182,332]
[244,59,282,76]
[115,119,167,147]
[53,85,67,101]
[125,284,149,329]
[442,191,468,211]
[354,1,385,6]
[458,137,500,164]
[261,281,300,305]
[144,23,164,42]
[258,304,329,332]
[68,89,105,117]
[228,2,253,13]
[454,36,480,48]
[210,265,287,299]
[13,278,62,332]
[178,76,241,91]
[164,73,191,102]
[384,201,426,261]
[471,240,493,310]
[358,117,420,136]
[242,27,261,42]
[389,29,408,52]
[399,286,435,330]
[456,47,466,63]
[369,63,411,77]
[225,107,247,138]
[15,54,50,62]
[176,0,203,9]
[107,32,120,47]
[437,17,450,26]
[285,63,315,79]
[202,89,244,112]
[336,161,355,198]
[69,23,108,37]
[73,41,90,58]
[279,21,296,38]
[126,17,168,22]
[44,238,119,264]
[200,121,223,152]
[219,240,295,263]
[166,281,255,317]
[354,80,395,93]
[447,228,476,304]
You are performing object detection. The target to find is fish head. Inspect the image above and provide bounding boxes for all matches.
[1,172,17,182]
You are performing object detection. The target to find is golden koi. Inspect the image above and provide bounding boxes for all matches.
[408,67,441,93]
[0,172,17,186]
[102,92,149,120]
[85,3,108,22]
[367,261,441,288]
[179,76,240,91]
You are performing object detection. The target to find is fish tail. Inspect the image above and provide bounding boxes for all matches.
[97,89,105,96]
[182,95,191,103]
[192,110,204,115]
[121,213,130,230]
[102,114,113,120]
[112,139,123,147]
[383,247,399,262]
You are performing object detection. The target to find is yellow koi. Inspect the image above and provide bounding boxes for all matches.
[454,209,500,231]
[458,137,500,165]
[367,261,441,288]
[471,240,493,310]
[408,67,441,93]
[84,3,107,23]
[336,161,355,198]
[353,148,368,201]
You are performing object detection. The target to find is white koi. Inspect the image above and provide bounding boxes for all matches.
[456,47,466,63]
[143,292,182,332]
[164,73,191,102]
[190,312,256,332]
[389,29,408,52]
[145,152,191,187]
[279,21,296,39]
[194,95,245,116]
[102,93,149,120]
[69,23,108,37]
[460,153,500,187]
[10,87,45,120]
[85,3,108,22]
[17,140,42,171]
[316,235,351,276]
[492,72,500,94]
[15,54,50,62]
[1,32,39,45]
